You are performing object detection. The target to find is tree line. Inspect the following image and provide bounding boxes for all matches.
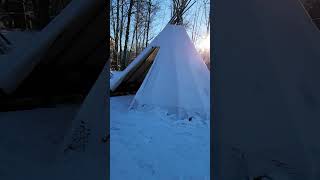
[110,0,211,71]
[110,0,160,71]
[0,0,71,30]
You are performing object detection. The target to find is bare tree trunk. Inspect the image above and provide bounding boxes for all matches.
[122,0,134,70]
[191,5,200,43]
[110,2,117,69]
[111,3,116,38]
[135,22,138,56]
[119,0,124,70]
[114,0,120,69]
[145,0,152,47]
[129,25,136,60]
[7,1,26,29]
[38,0,49,28]
[142,22,146,48]
[32,0,50,29]
[138,32,142,53]
[135,0,140,57]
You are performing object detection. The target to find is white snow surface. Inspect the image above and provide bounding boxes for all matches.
[0,104,107,179]
[0,106,78,179]
[110,95,210,180]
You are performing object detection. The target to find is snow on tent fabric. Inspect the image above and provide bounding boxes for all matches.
[112,25,210,119]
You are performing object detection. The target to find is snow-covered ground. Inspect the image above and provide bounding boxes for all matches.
[110,95,210,180]
[0,105,79,179]
[0,104,106,179]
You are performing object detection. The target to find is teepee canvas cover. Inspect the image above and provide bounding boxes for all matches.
[112,25,210,119]
[214,0,320,179]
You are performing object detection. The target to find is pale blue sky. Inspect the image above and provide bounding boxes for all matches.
[151,0,209,45]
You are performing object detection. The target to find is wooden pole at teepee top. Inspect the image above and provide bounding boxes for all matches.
[169,0,195,25]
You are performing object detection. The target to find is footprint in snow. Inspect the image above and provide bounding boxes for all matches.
[176,132,193,136]
[110,127,120,131]
[142,136,152,144]
[138,161,156,175]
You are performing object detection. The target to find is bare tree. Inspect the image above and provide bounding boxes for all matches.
[109,0,159,70]
[32,0,50,29]
[145,0,152,47]
[134,0,140,56]
[114,0,120,66]
[170,0,195,25]
[119,0,125,69]
[122,0,134,70]
[201,0,210,34]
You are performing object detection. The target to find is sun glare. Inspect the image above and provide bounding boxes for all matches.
[197,35,210,52]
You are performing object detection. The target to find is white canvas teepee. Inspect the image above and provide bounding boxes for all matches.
[214,0,320,179]
[112,25,210,119]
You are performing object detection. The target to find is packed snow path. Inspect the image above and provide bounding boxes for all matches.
[110,95,210,179]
